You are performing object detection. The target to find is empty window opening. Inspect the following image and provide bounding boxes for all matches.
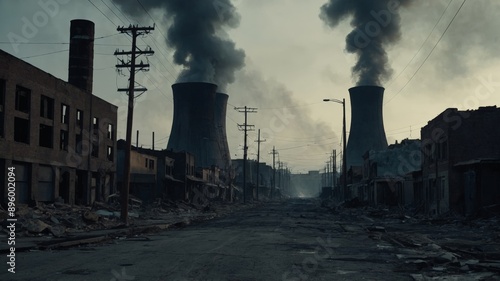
[76,134,83,155]
[40,95,54,119]
[60,130,68,151]
[39,124,53,148]
[14,117,30,144]
[107,146,113,161]
[61,104,69,124]
[76,109,83,127]
[15,86,31,113]
[91,139,99,157]
[93,117,99,131]
[107,123,114,140]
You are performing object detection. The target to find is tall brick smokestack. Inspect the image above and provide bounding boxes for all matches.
[167,82,226,169]
[346,86,388,167]
[68,19,94,93]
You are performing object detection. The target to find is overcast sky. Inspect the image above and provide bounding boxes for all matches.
[1,0,499,173]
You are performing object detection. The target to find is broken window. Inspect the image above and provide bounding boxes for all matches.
[39,124,53,148]
[93,117,99,132]
[91,138,99,158]
[60,130,68,151]
[0,79,5,137]
[149,159,155,170]
[107,123,114,140]
[76,109,83,128]
[15,85,30,113]
[61,103,69,124]
[107,146,113,162]
[14,117,30,144]
[40,95,54,119]
[76,134,83,154]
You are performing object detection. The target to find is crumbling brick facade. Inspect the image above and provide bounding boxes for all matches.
[0,49,117,206]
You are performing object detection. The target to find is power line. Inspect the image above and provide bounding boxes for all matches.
[386,0,453,92]
[93,0,177,106]
[386,0,467,104]
[87,0,119,27]
[20,49,68,59]
[0,33,120,46]
[99,0,124,26]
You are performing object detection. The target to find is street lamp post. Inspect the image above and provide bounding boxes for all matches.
[323,98,347,202]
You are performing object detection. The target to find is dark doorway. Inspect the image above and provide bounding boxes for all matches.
[75,170,87,205]
[60,170,70,204]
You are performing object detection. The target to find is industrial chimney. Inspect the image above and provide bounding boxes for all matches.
[68,19,94,94]
[167,82,225,169]
[215,92,232,170]
[346,86,388,168]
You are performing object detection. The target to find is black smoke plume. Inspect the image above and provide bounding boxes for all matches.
[112,0,245,90]
[320,0,412,86]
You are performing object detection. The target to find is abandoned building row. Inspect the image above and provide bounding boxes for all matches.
[1,19,499,217]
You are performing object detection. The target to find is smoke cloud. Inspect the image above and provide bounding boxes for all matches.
[112,0,245,90]
[320,0,412,86]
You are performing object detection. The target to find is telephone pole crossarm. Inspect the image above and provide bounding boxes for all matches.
[234,106,258,204]
[115,25,154,225]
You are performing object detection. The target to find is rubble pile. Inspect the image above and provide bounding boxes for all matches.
[320,198,500,279]
[0,202,126,239]
[0,197,263,252]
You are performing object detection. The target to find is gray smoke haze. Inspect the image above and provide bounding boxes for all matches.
[230,66,339,172]
[112,0,245,90]
[320,0,412,86]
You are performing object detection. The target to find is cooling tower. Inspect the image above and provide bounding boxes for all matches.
[346,86,388,168]
[167,82,225,169]
[215,93,232,170]
[68,19,94,94]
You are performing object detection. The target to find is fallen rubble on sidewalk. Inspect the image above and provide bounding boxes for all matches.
[320,198,500,279]
[0,197,262,252]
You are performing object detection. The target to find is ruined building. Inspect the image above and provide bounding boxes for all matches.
[0,20,117,205]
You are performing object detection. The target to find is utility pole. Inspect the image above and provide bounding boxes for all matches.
[333,149,337,197]
[235,106,257,203]
[115,24,154,224]
[342,98,347,201]
[270,147,278,200]
[254,129,266,201]
[326,161,330,187]
[278,161,282,192]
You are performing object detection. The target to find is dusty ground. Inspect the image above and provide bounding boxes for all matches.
[1,198,499,280]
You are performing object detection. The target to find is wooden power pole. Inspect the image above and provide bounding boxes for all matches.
[235,106,257,203]
[115,24,154,224]
[270,147,278,200]
[254,129,266,201]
